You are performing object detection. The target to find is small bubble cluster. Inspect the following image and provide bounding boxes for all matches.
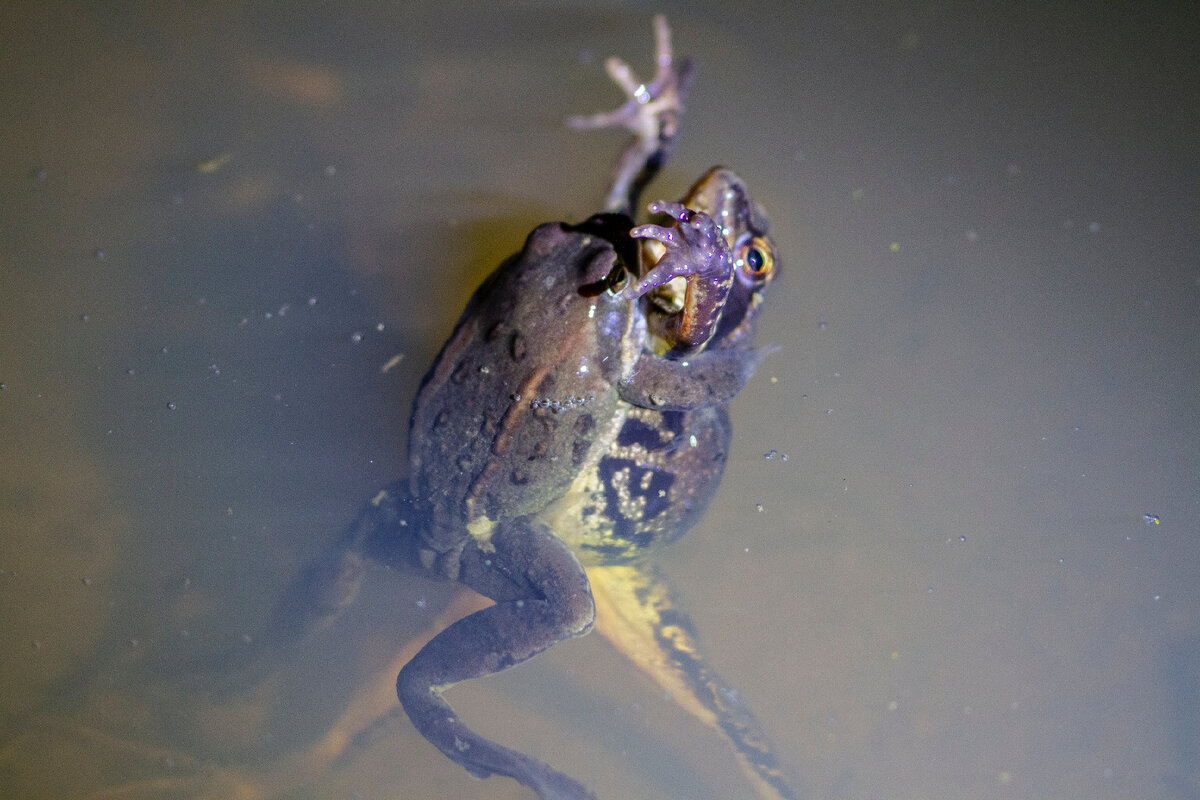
[530,395,596,413]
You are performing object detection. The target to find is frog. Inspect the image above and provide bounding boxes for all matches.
[308,15,795,800]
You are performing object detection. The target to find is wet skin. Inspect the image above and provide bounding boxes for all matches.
[325,16,794,800]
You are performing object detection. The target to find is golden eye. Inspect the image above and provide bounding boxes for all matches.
[736,235,775,282]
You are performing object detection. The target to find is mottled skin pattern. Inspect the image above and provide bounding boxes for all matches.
[310,16,793,800]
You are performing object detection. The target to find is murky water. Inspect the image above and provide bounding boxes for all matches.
[2,3,1197,799]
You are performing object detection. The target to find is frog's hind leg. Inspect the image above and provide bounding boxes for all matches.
[396,519,598,800]
[589,563,799,800]
[269,480,421,643]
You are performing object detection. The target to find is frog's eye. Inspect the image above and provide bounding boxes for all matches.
[604,262,631,295]
[735,235,776,285]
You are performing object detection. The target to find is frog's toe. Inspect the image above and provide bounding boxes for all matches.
[628,220,678,247]
[566,15,685,134]
[567,17,695,214]
[646,199,691,221]
[626,207,734,305]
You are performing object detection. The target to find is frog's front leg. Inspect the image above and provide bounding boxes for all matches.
[616,202,770,411]
[397,520,597,800]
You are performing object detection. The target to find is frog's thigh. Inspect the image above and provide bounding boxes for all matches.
[589,564,797,800]
[396,520,597,798]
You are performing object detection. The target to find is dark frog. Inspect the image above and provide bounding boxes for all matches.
[408,164,774,570]
[319,16,793,800]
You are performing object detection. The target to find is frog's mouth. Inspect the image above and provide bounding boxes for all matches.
[645,276,688,318]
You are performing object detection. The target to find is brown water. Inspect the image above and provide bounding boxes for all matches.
[2,3,1197,799]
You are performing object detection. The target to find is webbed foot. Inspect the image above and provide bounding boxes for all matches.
[568,15,694,214]
[625,202,735,296]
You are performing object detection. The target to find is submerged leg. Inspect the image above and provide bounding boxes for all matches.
[397,520,597,800]
[589,564,799,800]
[268,481,420,643]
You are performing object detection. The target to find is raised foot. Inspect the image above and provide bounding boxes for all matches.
[568,15,694,214]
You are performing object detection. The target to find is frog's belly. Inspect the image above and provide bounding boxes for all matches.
[541,404,731,565]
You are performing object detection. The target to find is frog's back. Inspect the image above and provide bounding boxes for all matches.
[409,223,641,550]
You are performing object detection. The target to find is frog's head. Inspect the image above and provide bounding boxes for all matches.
[662,167,777,351]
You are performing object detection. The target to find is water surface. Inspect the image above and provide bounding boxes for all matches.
[2,3,1197,799]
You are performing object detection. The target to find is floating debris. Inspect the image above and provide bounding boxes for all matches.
[195,152,233,174]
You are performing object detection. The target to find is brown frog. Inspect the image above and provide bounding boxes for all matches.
[321,16,792,800]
